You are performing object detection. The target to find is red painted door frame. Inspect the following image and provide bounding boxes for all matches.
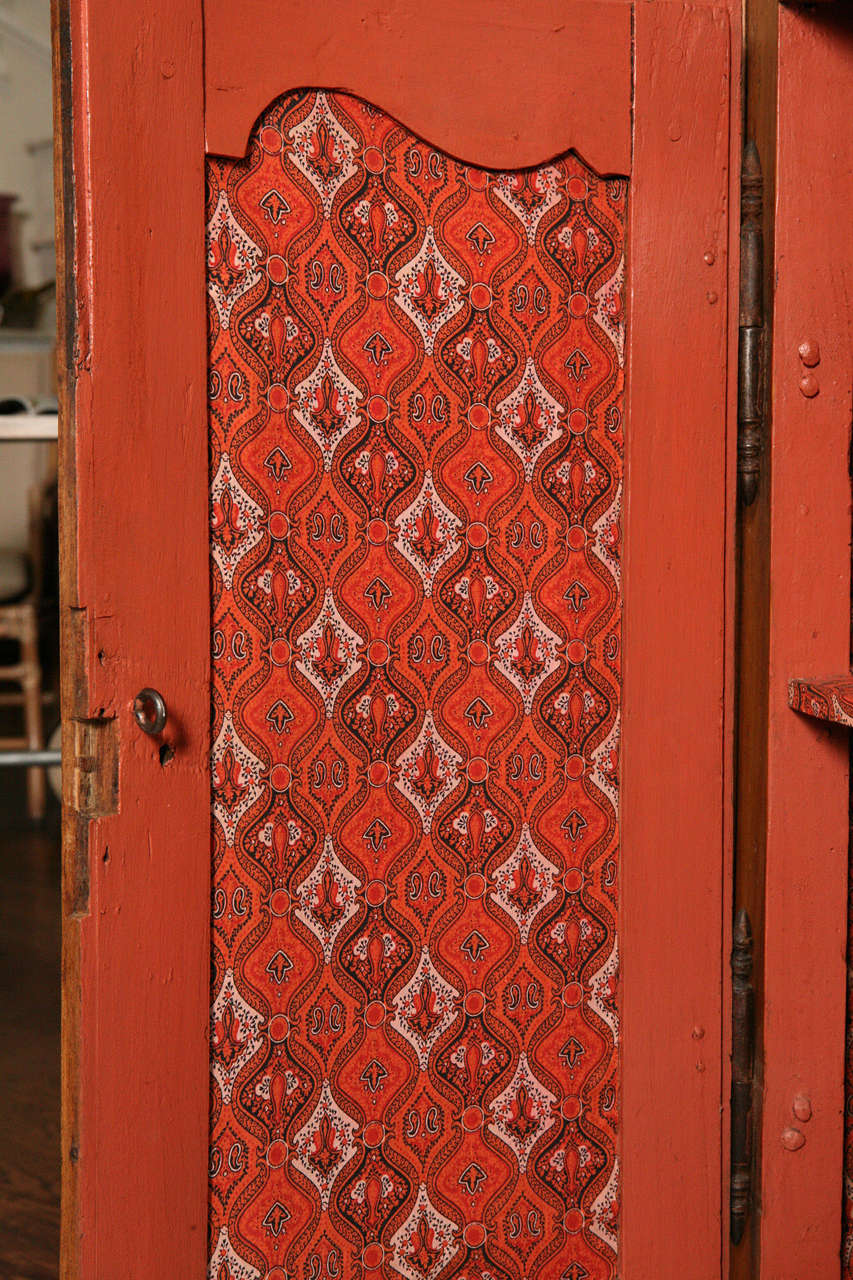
[56,1,740,1275]
[55,0,210,1275]
[759,5,853,1275]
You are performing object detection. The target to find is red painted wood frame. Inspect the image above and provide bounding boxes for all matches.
[760,6,853,1274]
[56,1,210,1276]
[58,1,739,1275]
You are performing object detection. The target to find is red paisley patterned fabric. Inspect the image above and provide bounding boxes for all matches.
[208,90,625,1280]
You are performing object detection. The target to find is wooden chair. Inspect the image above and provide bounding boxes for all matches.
[0,483,50,819]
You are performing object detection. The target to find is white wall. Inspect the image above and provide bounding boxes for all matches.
[0,0,54,288]
[0,0,54,553]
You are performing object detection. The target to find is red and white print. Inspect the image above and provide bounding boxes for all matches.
[208,89,626,1280]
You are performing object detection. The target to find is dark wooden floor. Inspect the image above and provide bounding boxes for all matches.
[0,772,60,1279]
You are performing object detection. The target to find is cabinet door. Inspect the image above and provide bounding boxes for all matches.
[759,6,853,1278]
[58,3,738,1277]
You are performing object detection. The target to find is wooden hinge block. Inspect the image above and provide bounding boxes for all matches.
[70,717,118,817]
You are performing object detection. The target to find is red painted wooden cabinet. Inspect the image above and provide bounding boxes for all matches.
[760,7,853,1279]
[59,1,789,1277]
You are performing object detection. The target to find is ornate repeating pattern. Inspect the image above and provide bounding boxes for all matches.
[208,90,625,1280]
[788,676,853,729]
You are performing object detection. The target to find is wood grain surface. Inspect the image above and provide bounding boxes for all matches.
[55,1,210,1277]
[204,0,632,172]
[622,6,734,1276]
[760,7,853,1275]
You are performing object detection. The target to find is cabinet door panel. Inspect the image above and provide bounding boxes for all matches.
[60,3,737,1276]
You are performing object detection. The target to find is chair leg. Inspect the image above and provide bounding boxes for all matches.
[21,614,45,821]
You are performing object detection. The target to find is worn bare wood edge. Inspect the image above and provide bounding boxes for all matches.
[52,1,85,1276]
[71,719,119,818]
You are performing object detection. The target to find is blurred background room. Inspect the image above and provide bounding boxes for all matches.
[0,1,60,1276]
